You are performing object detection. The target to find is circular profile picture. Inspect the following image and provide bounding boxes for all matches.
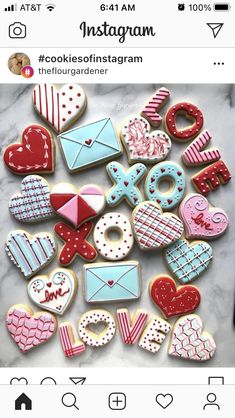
[8,52,31,75]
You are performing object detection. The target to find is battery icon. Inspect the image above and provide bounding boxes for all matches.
[214,3,231,10]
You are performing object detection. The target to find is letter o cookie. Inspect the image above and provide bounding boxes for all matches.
[78,310,116,347]
[165,102,204,142]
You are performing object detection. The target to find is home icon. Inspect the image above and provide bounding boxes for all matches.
[15,393,32,410]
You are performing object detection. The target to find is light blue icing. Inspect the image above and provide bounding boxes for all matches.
[84,262,140,302]
[145,161,186,210]
[106,161,147,207]
[165,239,213,283]
[58,118,122,172]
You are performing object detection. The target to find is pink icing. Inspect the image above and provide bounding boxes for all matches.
[57,195,78,226]
[80,185,103,195]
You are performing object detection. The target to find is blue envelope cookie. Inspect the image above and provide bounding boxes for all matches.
[84,261,141,303]
[58,118,122,172]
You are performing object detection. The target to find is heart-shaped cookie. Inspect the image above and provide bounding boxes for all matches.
[168,314,216,361]
[149,275,201,318]
[28,269,78,315]
[9,175,54,223]
[165,238,213,283]
[5,230,56,279]
[33,84,87,133]
[50,183,105,228]
[179,193,229,239]
[3,125,54,174]
[121,116,171,163]
[133,201,184,249]
[6,304,57,353]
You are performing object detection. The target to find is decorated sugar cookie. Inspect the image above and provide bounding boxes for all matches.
[145,161,186,210]
[179,194,229,240]
[141,87,170,127]
[168,314,216,361]
[59,322,86,358]
[121,116,171,164]
[139,316,171,353]
[9,175,54,223]
[133,201,184,250]
[182,130,221,167]
[50,183,105,228]
[33,84,87,133]
[165,102,204,142]
[106,161,147,207]
[165,238,213,283]
[192,160,231,195]
[6,304,57,353]
[93,213,134,260]
[117,309,148,345]
[3,125,54,175]
[78,309,116,347]
[5,230,56,279]
[149,275,201,318]
[28,268,78,315]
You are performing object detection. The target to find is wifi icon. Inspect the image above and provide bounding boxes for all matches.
[46,4,56,11]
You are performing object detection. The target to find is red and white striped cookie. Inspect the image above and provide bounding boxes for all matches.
[59,322,86,358]
[141,87,170,127]
[117,309,148,345]
[182,130,221,167]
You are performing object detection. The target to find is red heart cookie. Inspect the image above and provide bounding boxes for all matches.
[149,275,201,318]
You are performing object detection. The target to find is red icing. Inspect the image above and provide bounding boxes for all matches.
[40,287,70,303]
[50,193,97,227]
[166,102,204,141]
[192,160,231,195]
[191,213,213,231]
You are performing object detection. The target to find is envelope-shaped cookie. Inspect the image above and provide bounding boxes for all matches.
[58,118,122,172]
[84,261,141,303]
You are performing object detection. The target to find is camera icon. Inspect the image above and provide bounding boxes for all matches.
[9,22,27,39]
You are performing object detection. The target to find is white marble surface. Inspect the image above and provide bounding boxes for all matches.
[0,84,235,368]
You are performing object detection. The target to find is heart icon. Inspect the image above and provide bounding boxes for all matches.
[9,175,54,223]
[150,276,201,318]
[33,84,87,133]
[155,393,173,409]
[133,201,184,249]
[3,125,54,174]
[6,304,57,353]
[28,269,78,315]
[169,314,216,361]
[179,193,229,239]
[121,116,171,163]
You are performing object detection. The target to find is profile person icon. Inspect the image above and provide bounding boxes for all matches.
[203,393,220,410]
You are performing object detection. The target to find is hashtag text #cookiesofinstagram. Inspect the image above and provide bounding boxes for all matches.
[38,54,143,64]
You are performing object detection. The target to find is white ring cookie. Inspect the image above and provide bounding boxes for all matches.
[78,309,116,347]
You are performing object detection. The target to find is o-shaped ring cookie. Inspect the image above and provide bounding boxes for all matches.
[78,309,116,347]
[94,213,134,260]
[165,102,204,142]
[145,161,186,210]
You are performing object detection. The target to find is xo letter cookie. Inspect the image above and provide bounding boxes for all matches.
[165,238,213,284]
[9,175,54,223]
[139,316,171,353]
[141,87,170,127]
[169,314,216,361]
[121,116,171,164]
[28,268,78,315]
[5,230,56,279]
[192,160,231,195]
[6,304,57,353]
[149,275,201,318]
[59,322,86,358]
[93,213,134,261]
[182,130,221,167]
[165,102,204,142]
[33,84,87,134]
[179,194,229,240]
[106,162,147,208]
[3,125,54,174]
[145,161,186,210]
[117,309,148,345]
[133,201,184,250]
[78,309,116,347]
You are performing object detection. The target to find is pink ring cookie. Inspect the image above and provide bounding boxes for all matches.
[165,102,204,142]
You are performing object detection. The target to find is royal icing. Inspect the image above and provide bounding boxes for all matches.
[58,118,122,172]
[28,268,78,315]
[50,183,105,228]
[33,84,87,133]
[182,130,221,167]
[59,322,86,358]
[121,116,171,163]
[192,160,232,195]
[93,213,134,260]
[149,275,201,318]
[117,309,148,345]
[9,175,54,223]
[78,310,116,347]
[84,261,141,303]
[141,87,170,127]
[55,221,97,265]
[165,238,213,283]
[6,304,57,353]
[106,162,147,207]
[133,201,184,250]
[145,161,186,210]
[168,314,216,361]
[5,230,56,279]
[139,316,171,353]
[3,125,54,174]
[165,102,204,141]
[179,194,229,240]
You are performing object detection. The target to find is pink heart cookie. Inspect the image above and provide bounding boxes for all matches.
[179,193,229,240]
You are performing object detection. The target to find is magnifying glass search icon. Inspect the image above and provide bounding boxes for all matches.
[62,392,79,410]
